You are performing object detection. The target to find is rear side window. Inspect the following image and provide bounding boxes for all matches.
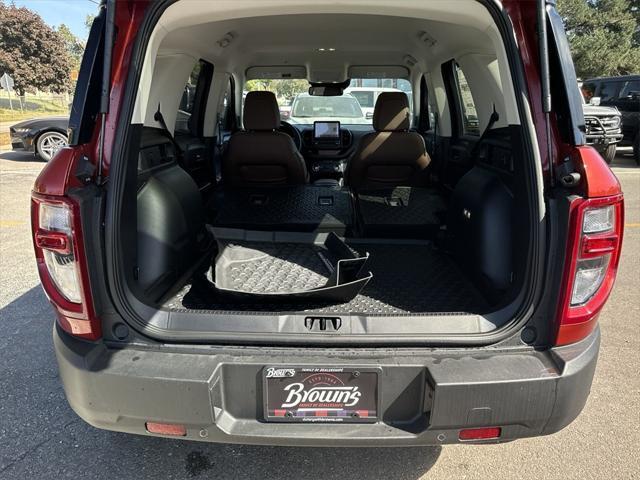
[454,64,480,136]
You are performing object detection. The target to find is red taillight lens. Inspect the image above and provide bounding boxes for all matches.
[555,194,624,346]
[459,427,502,441]
[31,194,101,340]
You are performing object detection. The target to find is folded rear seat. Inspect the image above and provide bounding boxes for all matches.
[356,186,446,238]
[214,185,354,235]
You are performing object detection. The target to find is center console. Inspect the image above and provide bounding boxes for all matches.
[300,123,354,183]
[312,121,341,149]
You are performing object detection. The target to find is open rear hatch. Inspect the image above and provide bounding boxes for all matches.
[103,1,544,346]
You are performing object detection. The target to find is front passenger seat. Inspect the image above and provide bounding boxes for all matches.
[347,92,431,189]
[223,91,309,186]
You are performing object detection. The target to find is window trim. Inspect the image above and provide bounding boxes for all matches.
[222,75,237,132]
[442,60,462,139]
[68,10,105,145]
[418,75,431,132]
[452,63,480,137]
[187,59,214,137]
[442,60,481,139]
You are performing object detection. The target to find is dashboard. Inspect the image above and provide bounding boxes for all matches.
[282,123,375,181]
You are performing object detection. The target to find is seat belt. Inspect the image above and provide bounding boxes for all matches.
[153,104,183,156]
[213,113,224,184]
[471,105,499,159]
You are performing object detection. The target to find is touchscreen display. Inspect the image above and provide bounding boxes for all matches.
[314,121,340,140]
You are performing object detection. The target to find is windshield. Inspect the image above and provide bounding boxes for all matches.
[244,78,412,125]
[292,95,363,119]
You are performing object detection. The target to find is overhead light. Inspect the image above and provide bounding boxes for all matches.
[317,48,335,52]
[417,30,437,47]
[217,31,236,48]
[404,55,418,67]
[318,48,326,51]
[328,48,336,51]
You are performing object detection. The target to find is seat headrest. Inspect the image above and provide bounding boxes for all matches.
[373,92,411,132]
[243,91,281,131]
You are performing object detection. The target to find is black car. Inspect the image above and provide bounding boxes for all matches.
[9,116,69,162]
[582,75,640,164]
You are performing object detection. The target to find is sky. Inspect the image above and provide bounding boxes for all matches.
[11,0,101,40]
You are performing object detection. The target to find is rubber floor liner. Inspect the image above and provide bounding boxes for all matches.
[357,187,447,237]
[165,233,489,315]
[209,231,372,303]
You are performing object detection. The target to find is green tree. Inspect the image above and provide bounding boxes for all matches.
[0,2,72,95]
[57,24,85,71]
[245,79,308,103]
[557,0,640,78]
[85,14,95,35]
[630,0,640,43]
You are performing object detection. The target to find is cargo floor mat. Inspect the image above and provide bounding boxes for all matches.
[164,234,489,315]
[209,231,372,303]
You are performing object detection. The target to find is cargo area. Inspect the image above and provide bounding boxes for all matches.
[107,3,540,342]
[130,125,525,333]
[164,231,489,315]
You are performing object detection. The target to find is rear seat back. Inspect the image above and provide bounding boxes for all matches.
[347,92,432,189]
[222,91,309,186]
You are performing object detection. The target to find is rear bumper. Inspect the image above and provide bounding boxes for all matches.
[54,324,600,446]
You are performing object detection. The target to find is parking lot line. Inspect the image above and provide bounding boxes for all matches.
[0,220,25,227]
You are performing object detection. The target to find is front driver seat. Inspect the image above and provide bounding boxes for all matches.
[347,92,431,189]
[222,91,309,186]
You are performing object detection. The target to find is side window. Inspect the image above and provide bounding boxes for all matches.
[454,64,480,136]
[597,81,623,103]
[581,82,597,102]
[175,61,203,134]
[618,80,640,99]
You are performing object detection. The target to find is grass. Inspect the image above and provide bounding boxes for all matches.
[0,93,69,123]
[0,109,68,123]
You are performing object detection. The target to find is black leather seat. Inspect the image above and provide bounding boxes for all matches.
[347,92,431,189]
[222,91,309,186]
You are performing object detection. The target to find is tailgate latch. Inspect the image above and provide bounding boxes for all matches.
[304,316,342,331]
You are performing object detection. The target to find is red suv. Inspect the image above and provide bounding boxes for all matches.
[32,0,623,445]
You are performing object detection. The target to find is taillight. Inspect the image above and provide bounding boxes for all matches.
[555,194,624,346]
[31,194,101,340]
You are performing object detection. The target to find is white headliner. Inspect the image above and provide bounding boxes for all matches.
[159,13,497,81]
[132,0,520,135]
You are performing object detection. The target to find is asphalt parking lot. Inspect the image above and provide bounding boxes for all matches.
[0,147,638,479]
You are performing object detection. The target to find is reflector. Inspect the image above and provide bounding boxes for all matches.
[459,427,502,441]
[145,422,187,436]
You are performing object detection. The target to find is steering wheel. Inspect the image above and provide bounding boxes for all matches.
[279,121,303,151]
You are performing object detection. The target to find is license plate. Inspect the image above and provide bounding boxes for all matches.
[263,366,379,423]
